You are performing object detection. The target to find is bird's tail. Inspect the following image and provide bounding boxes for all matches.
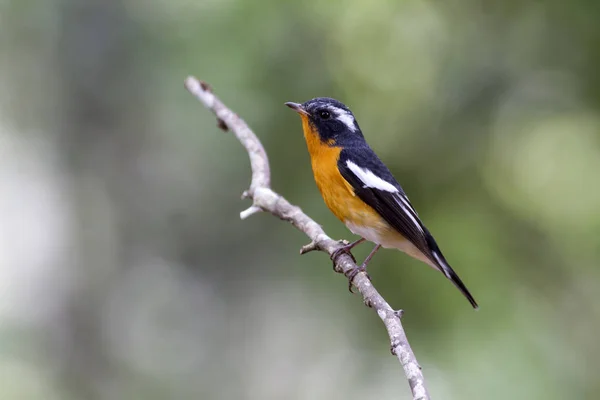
[424,232,478,309]
[432,250,478,309]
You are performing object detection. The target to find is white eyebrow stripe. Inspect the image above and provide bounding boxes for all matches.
[346,160,398,192]
[327,106,357,132]
[336,112,357,132]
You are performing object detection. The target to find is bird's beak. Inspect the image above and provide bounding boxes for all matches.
[285,102,309,116]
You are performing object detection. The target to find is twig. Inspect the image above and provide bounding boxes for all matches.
[185,76,431,400]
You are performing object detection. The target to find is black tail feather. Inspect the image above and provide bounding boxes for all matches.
[431,249,478,309]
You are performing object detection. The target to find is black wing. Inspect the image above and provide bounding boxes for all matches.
[338,147,429,255]
[338,146,478,308]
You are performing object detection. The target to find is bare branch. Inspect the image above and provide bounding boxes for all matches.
[240,205,263,219]
[185,76,431,400]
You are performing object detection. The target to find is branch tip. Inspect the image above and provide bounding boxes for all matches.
[240,205,262,219]
[184,76,200,91]
[300,241,319,255]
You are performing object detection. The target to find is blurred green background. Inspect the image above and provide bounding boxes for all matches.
[1,0,599,399]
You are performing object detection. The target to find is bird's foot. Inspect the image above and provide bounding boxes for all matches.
[344,263,371,293]
[330,238,368,292]
[330,240,358,268]
[330,238,367,268]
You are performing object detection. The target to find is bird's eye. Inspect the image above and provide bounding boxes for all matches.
[318,110,331,119]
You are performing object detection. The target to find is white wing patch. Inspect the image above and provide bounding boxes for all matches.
[396,193,418,217]
[327,105,357,132]
[394,193,424,233]
[346,160,398,192]
[346,159,424,233]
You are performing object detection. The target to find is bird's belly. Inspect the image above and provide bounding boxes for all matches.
[345,218,404,248]
[313,160,372,223]
[345,219,433,266]
[314,167,399,244]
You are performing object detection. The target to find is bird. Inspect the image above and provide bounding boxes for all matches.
[285,97,478,309]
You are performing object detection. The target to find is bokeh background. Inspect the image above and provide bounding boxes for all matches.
[1,0,599,399]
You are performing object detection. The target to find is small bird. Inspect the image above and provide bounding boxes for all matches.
[286,98,478,308]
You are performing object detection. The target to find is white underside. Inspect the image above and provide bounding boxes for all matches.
[345,220,435,268]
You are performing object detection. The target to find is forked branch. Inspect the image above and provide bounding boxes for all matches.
[185,76,430,400]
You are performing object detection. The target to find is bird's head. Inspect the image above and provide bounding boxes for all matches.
[285,97,364,147]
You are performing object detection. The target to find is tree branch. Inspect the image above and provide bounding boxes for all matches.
[185,76,430,400]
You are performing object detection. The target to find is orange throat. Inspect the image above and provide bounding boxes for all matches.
[300,115,356,221]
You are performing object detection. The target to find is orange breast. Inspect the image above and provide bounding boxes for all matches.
[300,115,384,227]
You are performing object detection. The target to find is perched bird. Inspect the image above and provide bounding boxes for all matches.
[286,98,478,308]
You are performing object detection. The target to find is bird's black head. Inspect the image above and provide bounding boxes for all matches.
[285,97,364,146]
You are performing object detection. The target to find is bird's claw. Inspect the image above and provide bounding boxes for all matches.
[330,242,357,269]
[330,238,369,290]
[344,264,371,293]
